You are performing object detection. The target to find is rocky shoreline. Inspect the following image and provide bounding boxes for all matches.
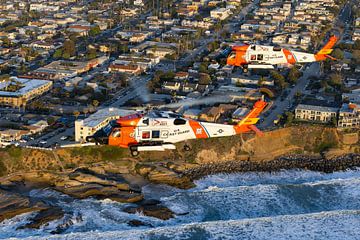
[1,151,360,233]
[183,153,360,180]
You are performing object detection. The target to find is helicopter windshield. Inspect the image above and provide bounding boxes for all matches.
[103,123,113,136]
[111,129,121,138]
[103,120,119,136]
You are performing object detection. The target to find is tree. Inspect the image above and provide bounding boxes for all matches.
[257,76,265,86]
[331,116,338,126]
[92,99,99,108]
[73,111,80,120]
[86,47,97,60]
[63,39,76,57]
[271,70,287,90]
[199,73,211,85]
[47,116,55,125]
[352,50,360,64]
[18,63,28,74]
[285,111,294,125]
[118,44,129,53]
[83,107,89,117]
[329,73,342,86]
[53,49,63,59]
[287,67,301,84]
[198,62,208,73]
[1,37,11,47]
[89,25,101,36]
[62,52,71,59]
[331,48,344,60]
[354,40,360,50]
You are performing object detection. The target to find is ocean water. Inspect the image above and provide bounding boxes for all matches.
[2,169,360,240]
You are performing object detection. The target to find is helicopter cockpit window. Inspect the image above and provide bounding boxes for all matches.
[152,130,160,139]
[142,131,151,139]
[111,129,121,138]
[103,123,113,136]
[257,54,263,60]
[174,118,186,125]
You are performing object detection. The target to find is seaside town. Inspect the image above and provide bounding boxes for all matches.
[2,1,360,238]
[0,0,359,149]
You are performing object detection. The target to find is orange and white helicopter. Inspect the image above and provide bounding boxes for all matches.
[227,35,338,72]
[87,99,267,156]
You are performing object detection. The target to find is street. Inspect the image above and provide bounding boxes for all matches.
[17,0,263,148]
[259,62,321,129]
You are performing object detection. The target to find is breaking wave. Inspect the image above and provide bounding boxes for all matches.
[2,169,360,239]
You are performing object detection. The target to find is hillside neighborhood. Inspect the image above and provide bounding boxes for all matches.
[0,0,359,148]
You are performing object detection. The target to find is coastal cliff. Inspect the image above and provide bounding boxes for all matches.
[0,125,359,227]
[2,125,357,175]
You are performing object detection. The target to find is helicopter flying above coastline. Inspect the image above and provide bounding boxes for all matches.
[226,35,338,72]
[86,99,267,156]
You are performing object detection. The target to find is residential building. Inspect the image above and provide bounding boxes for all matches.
[75,108,136,142]
[199,106,222,122]
[145,47,176,58]
[232,107,250,120]
[183,109,201,119]
[108,64,142,75]
[210,8,232,20]
[231,75,274,86]
[295,104,338,123]
[0,77,53,108]
[338,103,360,128]
[0,129,29,146]
[163,81,181,91]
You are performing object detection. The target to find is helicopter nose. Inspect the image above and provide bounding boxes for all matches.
[86,133,109,145]
[86,136,95,142]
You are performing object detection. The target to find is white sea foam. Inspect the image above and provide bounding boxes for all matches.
[193,168,360,190]
[2,169,360,239]
[19,210,360,240]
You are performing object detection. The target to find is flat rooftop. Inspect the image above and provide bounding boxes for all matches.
[0,77,52,97]
[296,104,338,113]
[81,107,137,128]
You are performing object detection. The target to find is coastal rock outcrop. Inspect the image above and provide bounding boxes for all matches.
[124,200,174,220]
[0,189,48,223]
[17,207,64,229]
[55,183,143,203]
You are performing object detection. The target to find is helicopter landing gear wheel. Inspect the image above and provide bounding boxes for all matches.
[130,146,139,157]
[184,144,191,151]
[131,150,139,157]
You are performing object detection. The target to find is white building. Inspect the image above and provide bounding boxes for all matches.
[210,8,232,20]
[75,108,136,142]
[295,104,338,123]
[231,76,274,86]
[338,103,360,128]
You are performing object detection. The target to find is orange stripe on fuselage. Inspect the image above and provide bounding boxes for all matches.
[282,49,296,65]
[189,120,208,138]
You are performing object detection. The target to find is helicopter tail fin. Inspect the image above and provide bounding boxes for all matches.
[315,35,338,61]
